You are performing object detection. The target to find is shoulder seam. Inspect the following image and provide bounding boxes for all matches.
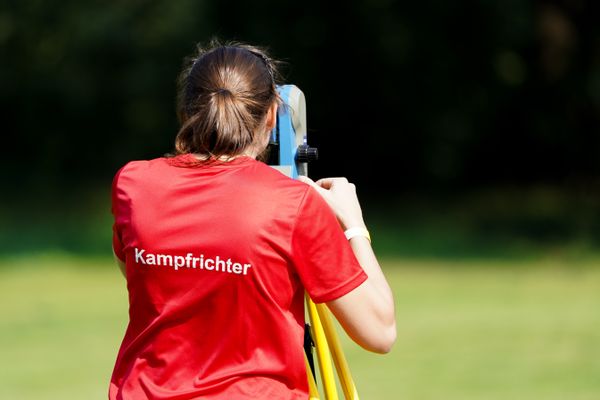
[289,185,312,259]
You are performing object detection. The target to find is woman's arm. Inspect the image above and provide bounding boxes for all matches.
[298,177,396,354]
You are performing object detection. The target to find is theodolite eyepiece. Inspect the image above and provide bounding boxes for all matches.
[296,144,318,163]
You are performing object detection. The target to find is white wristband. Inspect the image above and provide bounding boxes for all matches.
[344,227,371,243]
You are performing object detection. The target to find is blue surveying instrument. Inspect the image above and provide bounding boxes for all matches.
[268,85,318,177]
[268,85,359,400]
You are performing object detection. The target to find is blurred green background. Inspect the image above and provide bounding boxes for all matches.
[1,0,599,398]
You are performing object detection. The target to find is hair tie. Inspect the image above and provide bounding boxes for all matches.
[216,88,232,96]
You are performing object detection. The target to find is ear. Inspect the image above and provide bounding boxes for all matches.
[265,102,278,132]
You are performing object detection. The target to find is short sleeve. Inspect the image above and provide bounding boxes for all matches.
[291,187,368,303]
[111,165,127,262]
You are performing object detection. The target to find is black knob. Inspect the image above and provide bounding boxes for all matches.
[296,144,318,162]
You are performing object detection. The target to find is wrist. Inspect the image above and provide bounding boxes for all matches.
[339,214,366,231]
[344,226,371,243]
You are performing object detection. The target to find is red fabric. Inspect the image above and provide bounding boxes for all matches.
[109,154,367,400]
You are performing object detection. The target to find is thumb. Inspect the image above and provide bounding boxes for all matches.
[297,175,325,194]
[297,175,315,186]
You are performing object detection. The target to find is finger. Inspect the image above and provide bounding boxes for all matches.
[298,176,323,191]
[297,175,315,185]
[315,177,348,189]
[298,176,330,198]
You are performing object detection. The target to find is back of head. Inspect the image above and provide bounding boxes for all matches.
[174,40,281,159]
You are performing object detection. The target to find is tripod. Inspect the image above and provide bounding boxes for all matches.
[269,85,360,400]
[305,296,360,400]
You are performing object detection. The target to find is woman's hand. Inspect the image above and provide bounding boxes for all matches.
[298,176,366,230]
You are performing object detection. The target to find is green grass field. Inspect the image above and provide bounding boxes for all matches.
[1,253,599,399]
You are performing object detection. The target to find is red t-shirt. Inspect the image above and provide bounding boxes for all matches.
[109,154,367,400]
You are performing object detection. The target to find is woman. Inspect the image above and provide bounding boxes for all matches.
[110,40,396,400]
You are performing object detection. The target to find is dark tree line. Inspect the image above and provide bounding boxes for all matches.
[1,0,598,198]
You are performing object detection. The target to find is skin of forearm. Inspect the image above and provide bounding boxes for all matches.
[348,237,395,310]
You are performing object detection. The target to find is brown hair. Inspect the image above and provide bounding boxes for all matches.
[174,40,281,159]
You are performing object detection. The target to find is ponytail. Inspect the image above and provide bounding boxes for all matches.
[174,40,281,159]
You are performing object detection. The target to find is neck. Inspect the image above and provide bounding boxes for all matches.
[191,151,257,162]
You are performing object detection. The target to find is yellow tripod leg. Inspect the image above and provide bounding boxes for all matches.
[306,295,339,400]
[315,303,360,400]
[305,352,320,399]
